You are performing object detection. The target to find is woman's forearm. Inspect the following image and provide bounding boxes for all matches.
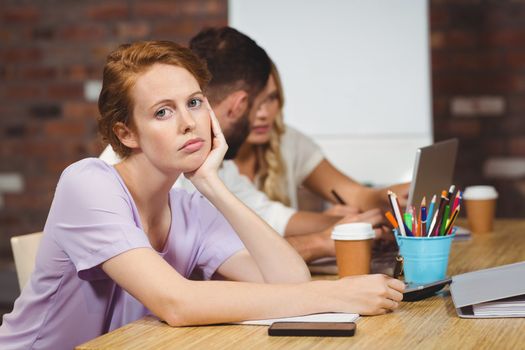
[195,175,311,283]
[167,275,404,327]
[166,279,326,326]
[103,249,405,328]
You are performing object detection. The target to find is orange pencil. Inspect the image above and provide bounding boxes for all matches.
[385,211,399,230]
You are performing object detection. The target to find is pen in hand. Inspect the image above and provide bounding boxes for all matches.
[331,189,347,205]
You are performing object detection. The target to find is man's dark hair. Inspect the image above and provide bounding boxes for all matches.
[189,27,271,105]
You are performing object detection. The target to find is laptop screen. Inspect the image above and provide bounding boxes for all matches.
[407,138,459,208]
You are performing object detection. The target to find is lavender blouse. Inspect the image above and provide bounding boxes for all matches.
[0,158,244,349]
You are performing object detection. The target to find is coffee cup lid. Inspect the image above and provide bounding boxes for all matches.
[331,222,375,240]
[463,185,498,200]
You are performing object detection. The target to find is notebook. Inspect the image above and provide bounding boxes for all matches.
[407,138,459,208]
[234,312,359,326]
[450,261,525,318]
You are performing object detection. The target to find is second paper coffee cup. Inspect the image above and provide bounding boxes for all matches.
[463,186,498,233]
[331,222,375,277]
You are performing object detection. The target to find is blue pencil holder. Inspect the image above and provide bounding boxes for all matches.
[395,230,456,284]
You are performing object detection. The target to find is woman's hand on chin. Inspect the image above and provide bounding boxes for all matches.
[184,99,227,190]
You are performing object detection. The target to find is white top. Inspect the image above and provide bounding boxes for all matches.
[279,126,325,208]
[99,147,296,236]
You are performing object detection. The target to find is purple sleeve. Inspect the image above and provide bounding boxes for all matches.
[192,194,245,280]
[46,159,151,280]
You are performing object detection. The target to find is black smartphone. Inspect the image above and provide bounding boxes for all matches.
[403,277,453,302]
[268,322,356,337]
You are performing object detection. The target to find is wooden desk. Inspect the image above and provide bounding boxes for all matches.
[77,219,525,349]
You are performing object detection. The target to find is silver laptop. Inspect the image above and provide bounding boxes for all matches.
[407,138,459,208]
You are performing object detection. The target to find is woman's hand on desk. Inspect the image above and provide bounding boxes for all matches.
[313,275,405,315]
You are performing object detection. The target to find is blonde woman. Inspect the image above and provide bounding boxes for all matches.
[233,63,409,217]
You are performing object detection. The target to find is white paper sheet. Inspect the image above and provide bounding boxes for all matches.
[234,313,359,326]
[473,295,525,317]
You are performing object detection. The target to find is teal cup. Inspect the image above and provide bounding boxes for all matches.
[395,230,455,284]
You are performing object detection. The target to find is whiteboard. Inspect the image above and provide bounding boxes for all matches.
[229,0,432,184]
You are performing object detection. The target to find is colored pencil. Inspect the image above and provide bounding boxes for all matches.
[426,195,437,235]
[388,191,406,236]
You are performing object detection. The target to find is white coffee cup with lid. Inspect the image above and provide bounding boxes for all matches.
[463,186,498,233]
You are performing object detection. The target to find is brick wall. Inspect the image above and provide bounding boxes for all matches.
[0,0,227,255]
[431,0,525,218]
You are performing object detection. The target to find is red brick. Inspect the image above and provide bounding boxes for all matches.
[483,138,507,156]
[1,210,49,236]
[4,193,53,211]
[115,22,151,39]
[0,29,14,43]
[509,137,525,156]
[432,51,503,71]
[152,20,196,39]
[500,116,525,135]
[5,85,43,99]
[19,141,65,158]
[46,83,84,99]
[444,30,480,49]
[180,0,225,16]
[0,103,24,120]
[46,159,77,174]
[86,2,129,20]
[56,23,109,42]
[504,52,525,70]
[486,6,525,27]
[486,29,525,47]
[63,65,101,80]
[434,119,481,138]
[0,140,22,158]
[1,5,40,22]
[133,1,179,18]
[189,17,228,33]
[152,17,227,42]
[18,66,57,80]
[507,96,525,115]
[433,73,516,95]
[0,47,43,62]
[23,176,58,193]
[63,102,99,120]
[432,97,449,117]
[429,6,450,28]
[508,76,525,93]
[32,26,55,41]
[44,120,87,138]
